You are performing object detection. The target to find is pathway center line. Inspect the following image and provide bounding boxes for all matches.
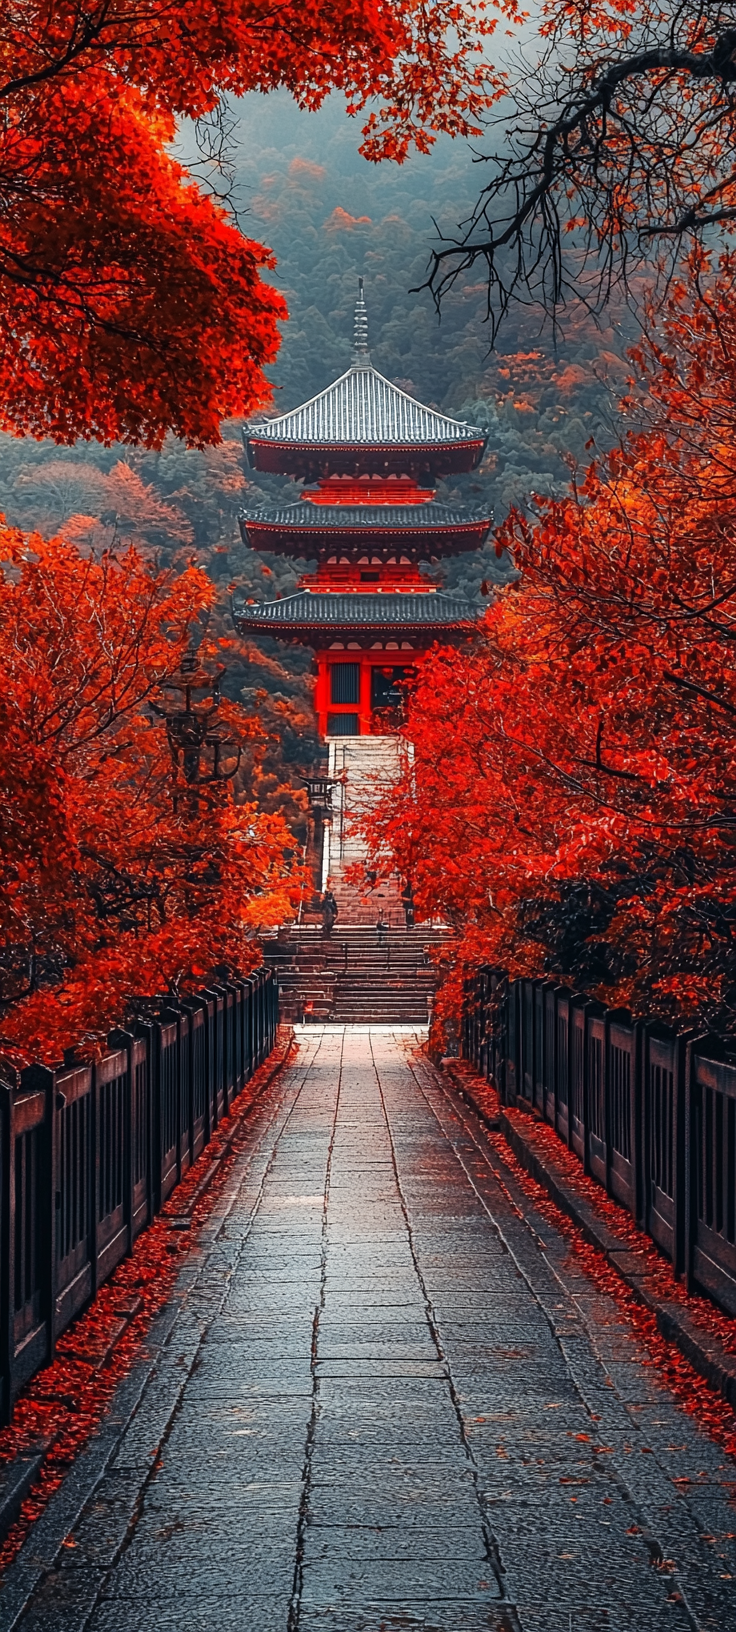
[288,1026,345,1632]
[369,1030,512,1614]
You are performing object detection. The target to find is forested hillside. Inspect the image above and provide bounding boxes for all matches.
[0,93,633,830]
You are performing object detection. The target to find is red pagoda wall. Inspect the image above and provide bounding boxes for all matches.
[314,647,430,738]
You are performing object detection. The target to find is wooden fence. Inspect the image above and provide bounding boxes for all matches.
[462,971,736,1318]
[0,968,278,1422]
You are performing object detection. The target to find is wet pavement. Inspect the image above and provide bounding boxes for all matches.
[5,1027,736,1632]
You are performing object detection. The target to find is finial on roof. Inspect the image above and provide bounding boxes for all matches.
[352,276,370,365]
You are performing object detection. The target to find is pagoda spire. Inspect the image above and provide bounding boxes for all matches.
[351,276,370,365]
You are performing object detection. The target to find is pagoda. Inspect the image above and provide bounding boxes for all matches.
[234,281,490,739]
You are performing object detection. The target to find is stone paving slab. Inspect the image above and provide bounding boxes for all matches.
[3,1026,735,1632]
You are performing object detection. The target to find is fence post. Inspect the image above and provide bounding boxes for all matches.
[34,1069,56,1362]
[479,970,488,1078]
[233,981,244,1095]
[603,1008,612,1199]
[210,984,229,1118]
[682,1033,712,1294]
[175,1009,184,1184]
[486,970,494,1078]
[490,972,505,1102]
[473,971,480,1071]
[201,990,219,1130]
[248,976,255,1076]
[226,981,238,1109]
[482,970,490,1076]
[563,995,575,1151]
[10,1070,54,1404]
[48,1070,61,1361]
[150,1023,163,1217]
[505,980,518,1104]
[684,1035,697,1295]
[0,1080,10,1424]
[462,973,471,1065]
[261,972,269,1064]
[672,1030,692,1280]
[581,1001,592,1177]
[137,1021,156,1229]
[533,983,542,1116]
[109,1029,136,1259]
[20,1064,58,1360]
[199,996,214,1142]
[631,1020,645,1227]
[250,975,258,1071]
[183,1006,194,1171]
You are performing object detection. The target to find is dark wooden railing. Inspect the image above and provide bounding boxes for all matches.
[462,970,736,1318]
[0,968,278,1422]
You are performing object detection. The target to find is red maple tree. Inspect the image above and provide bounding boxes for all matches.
[0,0,514,447]
[0,524,302,1064]
[361,249,736,1031]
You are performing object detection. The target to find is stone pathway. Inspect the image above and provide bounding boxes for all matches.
[5,1028,735,1632]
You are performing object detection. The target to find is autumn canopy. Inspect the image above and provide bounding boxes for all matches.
[0,0,519,1058]
[0,525,306,1062]
[4,0,736,1055]
[0,0,513,447]
[361,247,736,1033]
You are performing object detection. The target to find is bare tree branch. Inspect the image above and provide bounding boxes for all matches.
[423,4,736,338]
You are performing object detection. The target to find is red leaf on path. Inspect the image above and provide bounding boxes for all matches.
[0,1038,290,1579]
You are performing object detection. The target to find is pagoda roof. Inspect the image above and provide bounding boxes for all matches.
[246,366,485,454]
[239,500,491,553]
[245,282,488,477]
[234,590,481,634]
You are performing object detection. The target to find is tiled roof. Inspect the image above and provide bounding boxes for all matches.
[234,591,481,629]
[246,366,485,449]
[240,501,490,533]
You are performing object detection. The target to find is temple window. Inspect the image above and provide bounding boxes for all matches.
[330,664,360,705]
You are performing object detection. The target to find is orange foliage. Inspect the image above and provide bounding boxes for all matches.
[288,158,328,182]
[0,524,302,1063]
[325,207,374,231]
[0,0,516,444]
[360,251,736,1030]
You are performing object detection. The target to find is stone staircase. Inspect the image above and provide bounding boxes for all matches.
[324,738,409,926]
[262,924,448,1025]
[330,874,405,929]
[264,736,446,1022]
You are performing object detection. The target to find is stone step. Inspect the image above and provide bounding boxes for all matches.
[329,998,430,1011]
[332,989,432,999]
[263,908,446,1025]
[287,935,441,945]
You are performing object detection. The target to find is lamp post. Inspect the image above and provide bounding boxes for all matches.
[301,777,337,899]
[302,776,336,816]
[151,648,241,809]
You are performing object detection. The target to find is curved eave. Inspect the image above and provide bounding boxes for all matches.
[233,591,483,638]
[244,435,487,478]
[239,518,491,554]
[244,361,486,460]
[235,617,478,638]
